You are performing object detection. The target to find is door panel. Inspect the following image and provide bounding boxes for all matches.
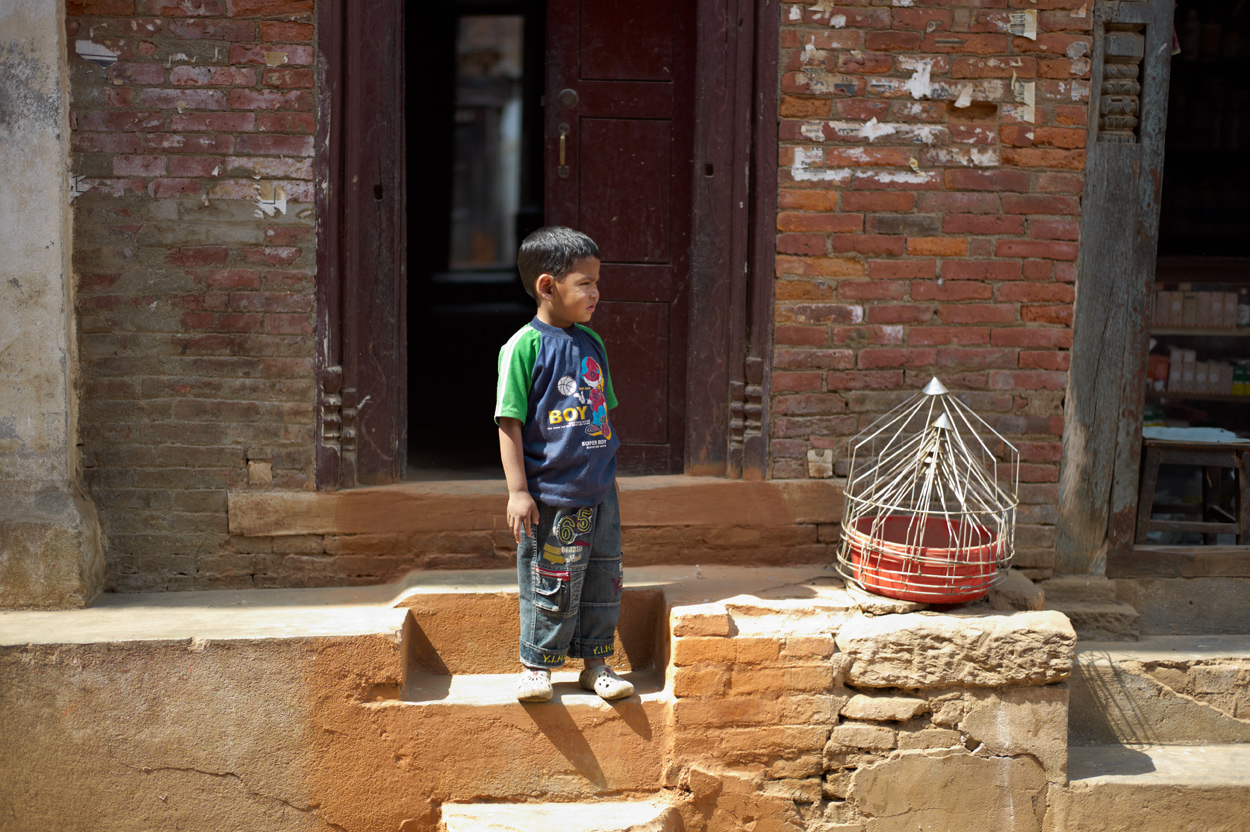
[546,0,694,474]
[578,120,672,262]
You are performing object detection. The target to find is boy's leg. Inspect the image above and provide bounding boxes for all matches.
[517,500,594,671]
[570,487,623,662]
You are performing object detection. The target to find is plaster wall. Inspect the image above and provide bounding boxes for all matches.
[0,0,103,609]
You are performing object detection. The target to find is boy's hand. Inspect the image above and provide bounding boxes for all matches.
[507,491,540,543]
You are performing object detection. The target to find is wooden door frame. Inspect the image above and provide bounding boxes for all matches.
[1055,0,1172,573]
[314,0,778,488]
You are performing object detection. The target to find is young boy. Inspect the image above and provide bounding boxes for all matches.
[494,226,634,703]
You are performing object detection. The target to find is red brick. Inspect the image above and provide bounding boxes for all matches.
[206,269,261,290]
[68,0,135,13]
[832,235,905,256]
[939,303,1017,324]
[775,326,829,347]
[866,304,935,324]
[995,239,1079,260]
[168,19,256,40]
[866,31,923,51]
[828,147,915,167]
[945,169,1030,192]
[776,303,864,325]
[987,370,1067,390]
[262,226,311,246]
[803,6,889,27]
[166,246,229,267]
[779,190,839,212]
[775,348,856,371]
[917,192,1002,214]
[1022,305,1073,325]
[168,155,223,177]
[907,237,967,257]
[777,212,863,234]
[839,52,893,74]
[836,99,891,121]
[241,247,302,266]
[775,256,865,278]
[72,133,145,153]
[258,21,314,41]
[228,44,315,66]
[777,280,835,301]
[234,134,314,157]
[773,372,824,393]
[780,96,833,119]
[854,170,942,190]
[912,281,992,301]
[76,110,166,132]
[227,88,314,110]
[894,8,953,30]
[263,67,314,88]
[228,292,312,313]
[255,112,315,133]
[859,348,937,369]
[180,312,262,332]
[943,214,1025,235]
[147,133,234,153]
[936,346,1018,368]
[107,62,166,85]
[1022,259,1054,280]
[990,328,1072,348]
[952,56,1036,78]
[1015,33,1091,55]
[1028,219,1079,241]
[113,155,167,176]
[1001,194,1079,215]
[171,112,256,132]
[843,192,916,213]
[138,0,225,14]
[839,280,908,301]
[135,88,230,111]
[1055,105,1088,127]
[1033,127,1087,149]
[824,370,906,391]
[909,326,991,346]
[1038,172,1083,194]
[868,259,936,280]
[995,283,1073,303]
[1019,351,1070,371]
[939,260,1023,281]
[923,33,1009,54]
[170,65,257,86]
[226,0,313,16]
[262,314,313,335]
[1003,148,1086,170]
[999,124,1034,147]
[778,234,828,256]
[950,124,997,145]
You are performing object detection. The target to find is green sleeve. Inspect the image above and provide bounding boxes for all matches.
[579,325,618,410]
[495,326,540,423]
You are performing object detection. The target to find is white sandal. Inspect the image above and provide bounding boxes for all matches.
[578,664,634,700]
[516,668,553,702]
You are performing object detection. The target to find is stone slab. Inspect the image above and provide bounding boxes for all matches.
[1112,577,1250,635]
[836,611,1076,688]
[441,801,680,832]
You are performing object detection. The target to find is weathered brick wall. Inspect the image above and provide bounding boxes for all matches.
[67,0,317,591]
[771,1,1092,577]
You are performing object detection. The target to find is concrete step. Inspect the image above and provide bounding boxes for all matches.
[1070,636,1250,746]
[1041,574,1118,605]
[440,799,680,832]
[1046,600,1140,641]
[1049,745,1250,832]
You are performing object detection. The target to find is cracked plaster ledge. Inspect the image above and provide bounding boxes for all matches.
[1076,635,1250,663]
[1069,745,1250,786]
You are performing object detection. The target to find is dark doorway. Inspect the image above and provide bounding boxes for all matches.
[404,2,546,480]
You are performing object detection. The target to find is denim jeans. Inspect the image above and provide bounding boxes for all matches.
[517,487,622,668]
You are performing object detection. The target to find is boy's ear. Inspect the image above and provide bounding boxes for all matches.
[535,273,555,298]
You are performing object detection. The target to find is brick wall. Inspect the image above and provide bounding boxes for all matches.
[771,1,1092,577]
[67,0,318,591]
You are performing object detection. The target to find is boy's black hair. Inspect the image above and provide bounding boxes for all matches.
[517,226,600,301]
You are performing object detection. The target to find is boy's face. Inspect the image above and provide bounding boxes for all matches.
[536,256,601,329]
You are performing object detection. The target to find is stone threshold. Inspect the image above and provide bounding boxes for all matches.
[227,475,844,537]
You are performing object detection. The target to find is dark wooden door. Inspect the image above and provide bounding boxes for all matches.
[545,0,696,474]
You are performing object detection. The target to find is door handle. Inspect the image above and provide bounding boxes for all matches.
[558,123,570,179]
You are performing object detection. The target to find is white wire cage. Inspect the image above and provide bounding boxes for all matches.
[835,377,1019,604]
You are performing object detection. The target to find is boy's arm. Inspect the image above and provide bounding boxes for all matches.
[498,417,540,543]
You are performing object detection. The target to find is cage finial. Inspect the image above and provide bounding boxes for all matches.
[922,377,948,396]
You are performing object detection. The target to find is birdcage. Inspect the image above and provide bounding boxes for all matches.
[835,377,1019,604]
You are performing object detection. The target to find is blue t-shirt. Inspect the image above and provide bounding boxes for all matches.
[494,317,620,507]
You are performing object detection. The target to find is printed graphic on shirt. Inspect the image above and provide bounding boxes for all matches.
[546,358,613,447]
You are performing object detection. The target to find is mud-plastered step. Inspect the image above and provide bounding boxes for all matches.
[440,799,680,832]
